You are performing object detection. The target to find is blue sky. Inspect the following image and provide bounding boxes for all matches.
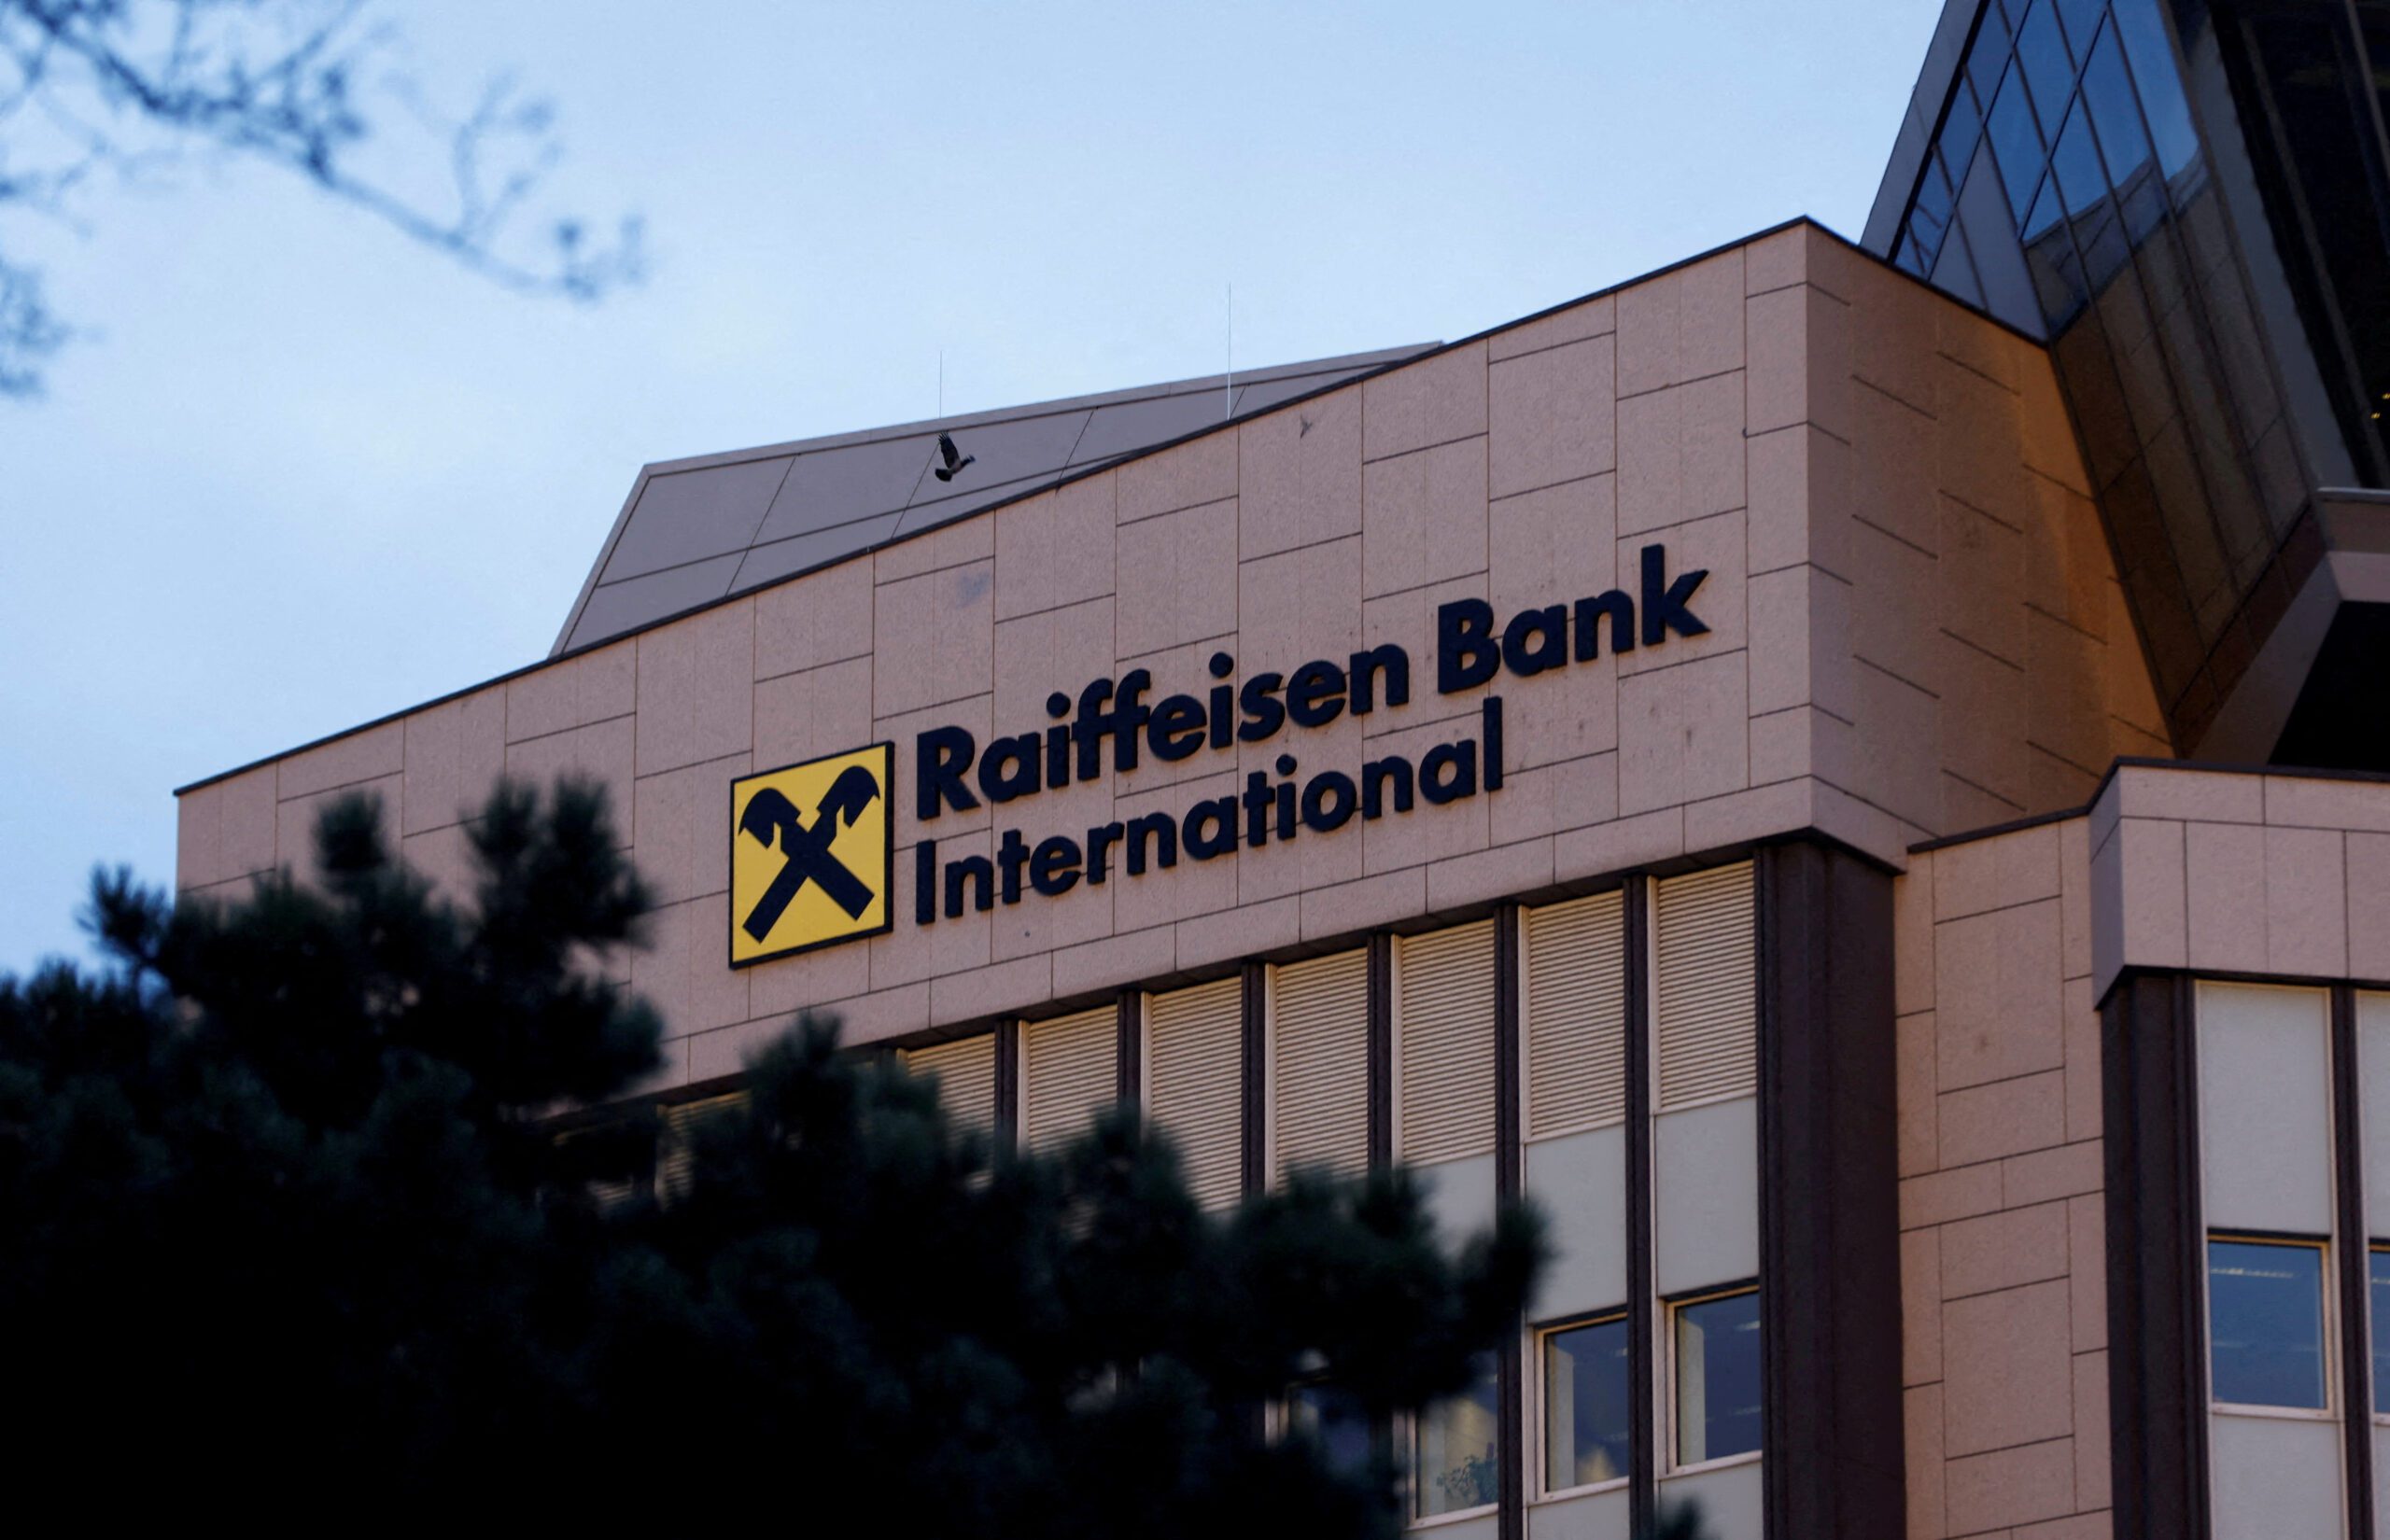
[0,0,1940,974]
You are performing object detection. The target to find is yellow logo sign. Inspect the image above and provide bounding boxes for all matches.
[728,743,894,966]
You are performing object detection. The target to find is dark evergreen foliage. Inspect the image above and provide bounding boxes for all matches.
[0,778,1553,1533]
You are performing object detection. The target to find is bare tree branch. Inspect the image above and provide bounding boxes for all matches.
[0,0,642,397]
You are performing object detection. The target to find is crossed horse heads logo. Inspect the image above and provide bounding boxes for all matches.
[734,754,887,953]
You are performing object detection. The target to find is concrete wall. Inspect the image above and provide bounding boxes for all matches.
[1899,763,2390,1539]
[1896,820,2112,1540]
[174,222,2161,1093]
[2090,763,2390,999]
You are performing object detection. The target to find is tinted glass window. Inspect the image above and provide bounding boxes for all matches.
[2056,0,2109,63]
[1945,77,1986,183]
[2113,0,2200,176]
[2048,99,2132,287]
[2367,7,2390,138]
[1288,1382,1373,1478]
[1674,1290,1762,1465]
[2208,1238,2328,1408]
[1989,65,2050,221]
[2083,23,2154,189]
[2017,0,2080,129]
[2022,173,2063,244]
[1415,1355,1500,1518]
[1933,223,1989,309]
[2024,177,2088,323]
[1916,156,1957,265]
[2374,1248,2390,1415]
[1544,1316,1631,1492]
[2053,99,2108,215]
[1970,7,2016,101]
[2244,10,2390,488]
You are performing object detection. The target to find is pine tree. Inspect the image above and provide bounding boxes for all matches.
[0,780,1544,1533]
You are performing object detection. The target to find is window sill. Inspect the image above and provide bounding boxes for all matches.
[2213,1402,2339,1423]
[1407,1502,1499,1531]
[1664,1449,1764,1479]
[1533,1477,1629,1505]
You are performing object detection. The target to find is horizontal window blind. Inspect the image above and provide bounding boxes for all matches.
[1399,920,1497,1166]
[903,1033,996,1135]
[1147,978,1245,1211]
[1653,862,1756,1111]
[1273,949,1370,1182]
[659,1091,751,1199]
[1525,891,1627,1140]
[1022,1005,1118,1155]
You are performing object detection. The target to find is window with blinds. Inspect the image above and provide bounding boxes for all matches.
[1525,891,1627,1141]
[1273,949,1370,1181]
[1653,862,1756,1111]
[1146,977,1245,1211]
[659,1090,751,1199]
[556,1122,646,1210]
[903,1032,997,1135]
[1398,920,1497,1166]
[1021,1005,1118,1155]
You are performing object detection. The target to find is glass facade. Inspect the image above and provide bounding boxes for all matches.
[1887,0,2334,749]
[2212,0,2390,485]
[2207,1236,2329,1408]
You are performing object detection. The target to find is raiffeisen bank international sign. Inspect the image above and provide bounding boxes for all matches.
[727,543,1708,966]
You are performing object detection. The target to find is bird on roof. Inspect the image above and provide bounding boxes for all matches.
[933,431,977,483]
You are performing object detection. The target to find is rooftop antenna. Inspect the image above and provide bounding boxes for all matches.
[1224,283,1232,421]
[938,348,945,419]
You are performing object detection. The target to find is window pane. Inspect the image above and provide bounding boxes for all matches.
[1288,1383,1373,1478]
[2052,99,2107,217]
[1675,1290,1763,1465]
[2113,0,2200,177]
[2084,22,2170,244]
[2082,23,2153,191]
[2017,0,2079,130]
[1911,157,1955,273]
[1933,222,1988,310]
[1968,7,2015,103]
[1943,77,1984,182]
[1989,65,2047,222]
[2208,1239,2328,1408]
[2054,0,2106,63]
[2243,9,2390,481]
[1544,1317,1631,1492]
[2024,177,2089,325]
[2373,1250,2390,1416]
[1415,1356,1502,1518]
[2052,101,2131,288]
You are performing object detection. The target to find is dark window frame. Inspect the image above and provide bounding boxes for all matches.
[1663,1280,1767,1474]
[2204,1229,2336,1413]
[1534,1307,1636,1502]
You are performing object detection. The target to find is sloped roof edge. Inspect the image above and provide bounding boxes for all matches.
[549,343,1436,657]
[184,215,2059,797]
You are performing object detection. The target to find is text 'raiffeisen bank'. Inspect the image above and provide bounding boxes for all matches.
[907,544,1709,925]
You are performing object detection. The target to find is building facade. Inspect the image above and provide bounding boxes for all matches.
[170,3,2390,1535]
